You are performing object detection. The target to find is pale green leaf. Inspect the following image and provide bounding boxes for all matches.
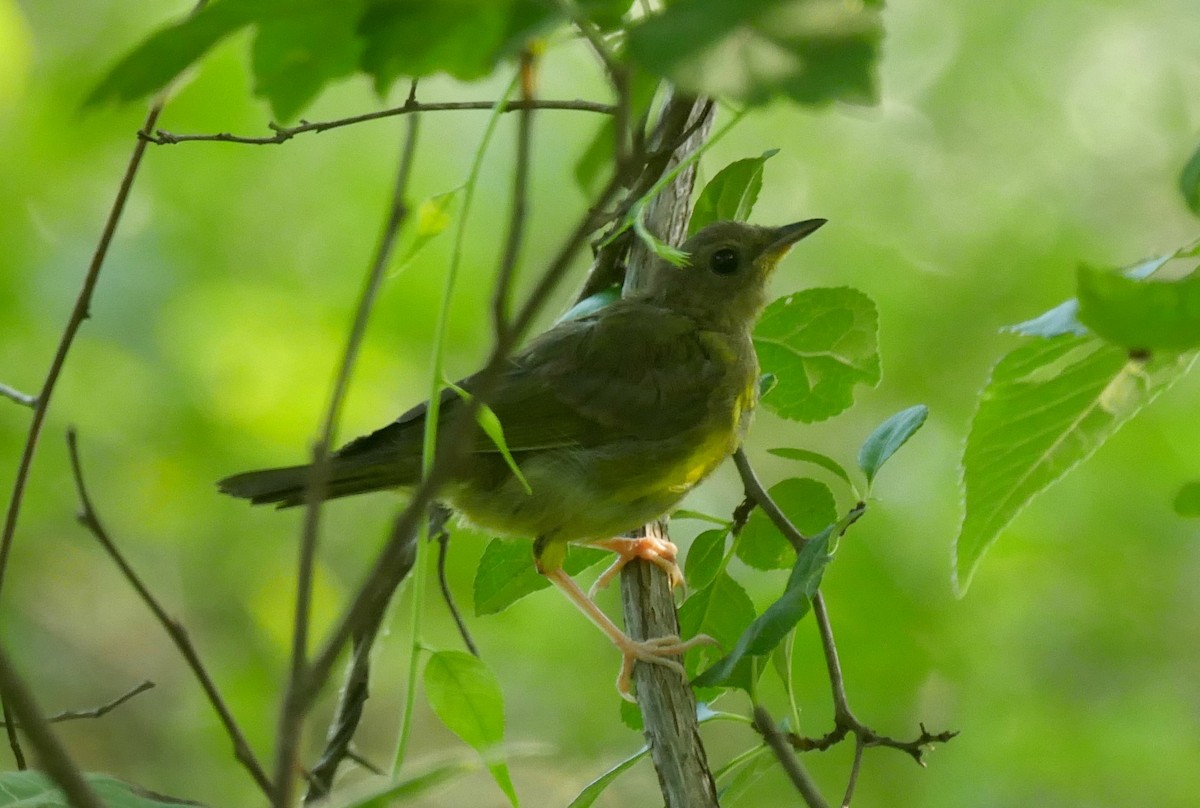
[737,477,836,570]
[474,539,608,616]
[423,651,518,807]
[754,287,881,423]
[857,404,928,485]
[955,335,1195,592]
[688,150,777,235]
[673,509,732,526]
[445,381,532,494]
[393,190,461,273]
[0,772,202,807]
[683,528,728,590]
[565,745,649,808]
[767,447,852,487]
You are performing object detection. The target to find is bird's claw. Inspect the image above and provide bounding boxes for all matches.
[614,633,718,702]
[587,536,685,599]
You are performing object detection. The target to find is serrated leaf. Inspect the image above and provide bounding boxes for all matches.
[251,4,364,122]
[627,0,882,108]
[678,572,756,690]
[857,404,928,485]
[0,772,203,807]
[1181,141,1200,217]
[474,539,608,616]
[956,335,1195,592]
[424,651,518,807]
[683,528,727,590]
[1076,266,1200,352]
[768,447,852,487]
[618,698,643,731]
[694,527,833,688]
[688,150,777,235]
[737,477,836,570]
[754,287,881,423]
[1173,481,1200,518]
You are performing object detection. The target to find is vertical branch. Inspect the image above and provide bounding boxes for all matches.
[492,52,537,341]
[273,105,422,808]
[617,91,718,808]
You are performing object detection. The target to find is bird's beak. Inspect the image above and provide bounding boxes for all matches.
[766,218,827,256]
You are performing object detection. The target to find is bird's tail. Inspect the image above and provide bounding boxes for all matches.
[217,458,412,508]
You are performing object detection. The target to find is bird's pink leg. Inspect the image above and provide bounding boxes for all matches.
[585,534,685,598]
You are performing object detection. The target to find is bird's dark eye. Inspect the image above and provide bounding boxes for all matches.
[710,247,739,275]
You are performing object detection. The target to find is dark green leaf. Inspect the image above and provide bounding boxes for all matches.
[693,528,833,688]
[474,539,607,616]
[0,772,203,807]
[618,699,643,731]
[627,0,882,108]
[955,335,1194,592]
[688,150,777,235]
[857,404,928,485]
[754,287,881,423]
[683,528,727,590]
[1173,481,1200,518]
[423,651,518,806]
[678,572,756,690]
[1181,141,1200,217]
[737,478,836,570]
[1076,265,1200,352]
[767,447,852,487]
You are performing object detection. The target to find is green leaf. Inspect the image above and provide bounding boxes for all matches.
[693,527,833,688]
[1181,141,1200,217]
[423,651,519,807]
[857,404,928,485]
[688,150,777,235]
[737,478,836,570]
[627,0,883,108]
[0,772,202,807]
[557,285,621,324]
[673,509,732,526]
[444,381,532,494]
[86,0,267,108]
[1173,481,1200,518]
[340,761,479,808]
[394,189,461,272]
[618,698,643,731]
[754,287,881,423]
[678,572,757,690]
[1076,265,1200,352]
[474,539,607,616]
[250,3,365,122]
[566,745,649,808]
[683,528,727,590]
[716,750,775,804]
[955,335,1195,592]
[767,447,852,487]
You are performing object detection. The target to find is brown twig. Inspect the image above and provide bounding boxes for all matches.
[492,52,537,341]
[433,508,478,657]
[753,706,831,808]
[0,382,36,409]
[142,99,614,146]
[0,646,104,808]
[65,429,273,796]
[275,89,423,808]
[733,447,806,551]
[0,680,155,726]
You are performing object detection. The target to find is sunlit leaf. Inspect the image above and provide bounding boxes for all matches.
[1173,481,1200,518]
[754,287,881,423]
[737,477,836,570]
[767,446,852,487]
[424,651,519,807]
[1076,266,1200,352]
[693,527,833,688]
[688,150,777,234]
[857,404,928,485]
[955,335,1195,592]
[627,0,882,107]
[474,539,608,616]
[0,772,202,807]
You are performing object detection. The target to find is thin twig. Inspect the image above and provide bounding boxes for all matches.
[841,737,865,807]
[0,680,155,726]
[0,646,105,808]
[433,509,478,657]
[734,447,806,551]
[143,99,614,146]
[275,94,424,808]
[65,429,273,796]
[0,382,36,409]
[752,706,830,808]
[491,53,537,340]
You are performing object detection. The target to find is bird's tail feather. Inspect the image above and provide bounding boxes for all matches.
[217,459,411,508]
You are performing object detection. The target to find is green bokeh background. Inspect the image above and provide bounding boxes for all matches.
[3,1,1200,806]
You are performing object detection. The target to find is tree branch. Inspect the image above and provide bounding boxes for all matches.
[753,706,830,808]
[0,680,155,726]
[142,99,614,146]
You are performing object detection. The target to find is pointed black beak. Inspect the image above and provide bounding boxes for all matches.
[767,218,827,253]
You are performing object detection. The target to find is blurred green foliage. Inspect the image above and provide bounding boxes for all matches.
[3,0,1200,806]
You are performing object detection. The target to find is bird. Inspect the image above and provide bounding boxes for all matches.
[219,217,826,699]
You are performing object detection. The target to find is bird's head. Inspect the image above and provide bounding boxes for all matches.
[644,218,826,329]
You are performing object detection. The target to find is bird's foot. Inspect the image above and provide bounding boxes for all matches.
[587,535,684,598]
[614,632,717,702]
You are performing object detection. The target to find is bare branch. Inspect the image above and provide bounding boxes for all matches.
[142,99,615,146]
[492,52,537,340]
[0,646,104,808]
[0,680,155,727]
[66,429,273,797]
[0,382,35,409]
[752,706,830,808]
[734,447,807,551]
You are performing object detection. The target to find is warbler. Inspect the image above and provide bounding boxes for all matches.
[219,218,825,698]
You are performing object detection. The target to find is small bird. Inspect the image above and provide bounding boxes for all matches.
[219,218,825,698]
